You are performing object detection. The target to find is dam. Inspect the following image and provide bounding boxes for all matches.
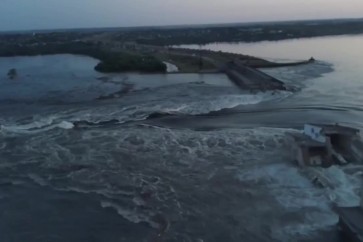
[223,59,287,91]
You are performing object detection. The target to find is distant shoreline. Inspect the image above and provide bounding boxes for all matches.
[1,17,363,35]
[0,23,319,90]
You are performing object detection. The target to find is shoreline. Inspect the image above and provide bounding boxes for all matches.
[0,47,314,92]
[0,35,316,92]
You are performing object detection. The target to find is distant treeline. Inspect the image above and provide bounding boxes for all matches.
[0,42,166,73]
[110,19,363,45]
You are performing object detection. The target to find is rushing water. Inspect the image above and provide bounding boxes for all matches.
[1,36,363,242]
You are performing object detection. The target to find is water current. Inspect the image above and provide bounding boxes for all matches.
[1,35,363,242]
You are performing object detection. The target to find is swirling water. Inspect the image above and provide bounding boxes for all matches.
[1,35,363,242]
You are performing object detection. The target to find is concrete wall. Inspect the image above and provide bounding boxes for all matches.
[295,146,323,167]
[304,124,327,143]
[296,147,306,167]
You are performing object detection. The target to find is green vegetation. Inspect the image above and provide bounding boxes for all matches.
[0,41,166,73]
[2,18,359,73]
[95,54,166,73]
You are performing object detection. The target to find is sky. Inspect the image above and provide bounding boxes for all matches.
[1,0,363,31]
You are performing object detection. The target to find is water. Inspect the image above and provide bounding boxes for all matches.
[1,36,363,242]
[173,35,363,129]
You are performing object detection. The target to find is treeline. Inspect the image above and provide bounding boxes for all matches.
[111,19,363,46]
[94,54,166,72]
[0,41,166,73]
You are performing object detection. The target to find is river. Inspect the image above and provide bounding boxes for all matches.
[0,35,363,242]
[174,35,363,129]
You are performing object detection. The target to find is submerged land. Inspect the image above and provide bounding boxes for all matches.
[1,18,363,89]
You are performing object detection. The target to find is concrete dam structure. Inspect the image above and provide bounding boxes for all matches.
[223,60,287,91]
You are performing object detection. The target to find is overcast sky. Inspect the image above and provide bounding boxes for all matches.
[1,0,363,31]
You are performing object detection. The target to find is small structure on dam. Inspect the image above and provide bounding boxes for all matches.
[293,123,362,167]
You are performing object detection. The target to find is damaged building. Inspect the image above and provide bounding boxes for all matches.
[294,124,362,167]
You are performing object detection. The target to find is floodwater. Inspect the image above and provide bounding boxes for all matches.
[1,35,363,242]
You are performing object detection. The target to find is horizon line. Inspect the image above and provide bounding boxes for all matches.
[1,16,363,34]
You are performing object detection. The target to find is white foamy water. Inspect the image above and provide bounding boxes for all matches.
[164,91,291,115]
[1,114,361,242]
[163,62,179,72]
[0,86,291,134]
[0,118,74,134]
[25,126,363,240]
[1,35,363,242]
[237,161,360,240]
[100,201,160,229]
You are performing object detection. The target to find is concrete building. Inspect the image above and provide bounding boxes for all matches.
[294,138,331,167]
[296,124,363,241]
[294,124,361,167]
[304,123,360,144]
